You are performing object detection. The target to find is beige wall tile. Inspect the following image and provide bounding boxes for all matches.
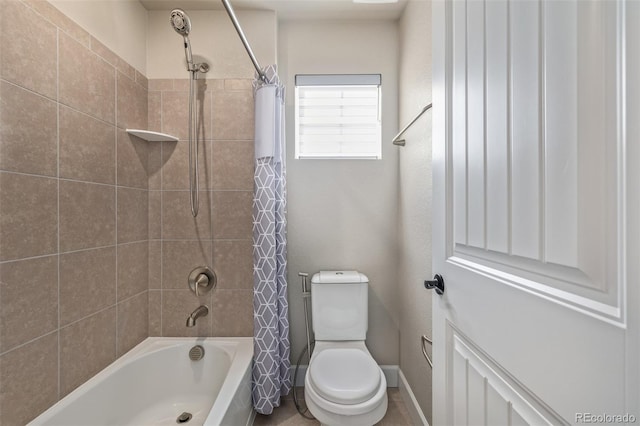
[135,70,148,90]
[213,240,253,290]
[148,142,163,190]
[117,292,148,356]
[0,256,58,352]
[205,79,225,91]
[117,60,136,82]
[0,172,57,261]
[0,333,58,425]
[212,191,253,239]
[117,242,148,301]
[117,187,148,243]
[59,180,116,252]
[224,79,253,91]
[59,247,116,326]
[173,79,190,92]
[117,71,148,130]
[117,130,149,189]
[90,37,135,80]
[161,290,211,337]
[162,140,211,190]
[0,1,57,99]
[162,240,213,290]
[148,91,162,133]
[23,0,91,47]
[149,240,161,289]
[161,91,188,140]
[90,36,120,69]
[148,79,173,91]
[148,191,162,239]
[148,290,162,336]
[59,105,116,184]
[161,89,212,141]
[162,191,212,239]
[212,140,254,190]
[211,289,253,337]
[212,90,254,140]
[59,32,116,123]
[60,307,116,397]
[0,81,57,176]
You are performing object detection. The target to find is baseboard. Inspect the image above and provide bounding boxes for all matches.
[381,365,399,387]
[290,365,308,387]
[398,369,429,426]
[289,365,399,387]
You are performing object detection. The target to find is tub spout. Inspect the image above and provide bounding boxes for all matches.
[186,305,209,327]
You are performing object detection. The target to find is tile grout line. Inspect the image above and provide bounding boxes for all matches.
[56,25,62,402]
[159,108,164,337]
[0,296,133,359]
[0,169,149,192]
[0,329,59,359]
[114,64,119,358]
[0,240,149,265]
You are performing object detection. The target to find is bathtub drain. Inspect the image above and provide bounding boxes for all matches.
[176,412,192,424]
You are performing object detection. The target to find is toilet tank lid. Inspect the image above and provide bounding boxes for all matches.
[311,270,369,284]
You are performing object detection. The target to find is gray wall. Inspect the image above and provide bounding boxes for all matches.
[397,1,433,422]
[278,20,401,366]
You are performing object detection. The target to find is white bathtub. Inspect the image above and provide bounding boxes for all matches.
[29,337,254,426]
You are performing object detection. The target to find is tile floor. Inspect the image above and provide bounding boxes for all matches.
[253,388,413,426]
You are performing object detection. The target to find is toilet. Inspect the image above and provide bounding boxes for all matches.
[305,271,388,426]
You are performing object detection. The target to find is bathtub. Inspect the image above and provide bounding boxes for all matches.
[29,337,254,426]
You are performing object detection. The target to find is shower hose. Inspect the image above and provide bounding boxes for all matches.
[293,341,316,420]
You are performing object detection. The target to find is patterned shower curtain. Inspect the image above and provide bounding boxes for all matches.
[251,65,291,415]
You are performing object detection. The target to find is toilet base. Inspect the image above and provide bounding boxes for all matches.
[305,388,387,426]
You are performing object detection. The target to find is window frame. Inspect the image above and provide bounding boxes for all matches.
[294,74,382,160]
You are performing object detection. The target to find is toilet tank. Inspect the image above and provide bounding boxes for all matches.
[311,271,368,341]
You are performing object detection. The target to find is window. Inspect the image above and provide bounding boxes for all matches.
[295,74,382,159]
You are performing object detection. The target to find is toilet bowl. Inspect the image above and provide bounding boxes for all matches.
[305,271,388,425]
[305,341,387,426]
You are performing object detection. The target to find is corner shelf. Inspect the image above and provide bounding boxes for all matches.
[126,129,178,142]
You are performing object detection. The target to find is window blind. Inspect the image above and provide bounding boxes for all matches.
[295,75,382,159]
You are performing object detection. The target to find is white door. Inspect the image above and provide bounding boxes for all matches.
[432,0,639,424]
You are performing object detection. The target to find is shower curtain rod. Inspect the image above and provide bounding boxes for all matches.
[221,0,268,82]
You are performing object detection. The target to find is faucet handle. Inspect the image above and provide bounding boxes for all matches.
[188,267,216,296]
[194,273,209,296]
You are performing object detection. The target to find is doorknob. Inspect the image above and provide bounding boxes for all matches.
[424,274,445,295]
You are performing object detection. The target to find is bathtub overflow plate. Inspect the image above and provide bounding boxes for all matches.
[189,345,205,361]
[176,412,192,424]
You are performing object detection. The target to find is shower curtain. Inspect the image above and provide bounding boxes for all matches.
[251,65,291,415]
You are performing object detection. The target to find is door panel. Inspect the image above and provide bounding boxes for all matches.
[432,0,638,424]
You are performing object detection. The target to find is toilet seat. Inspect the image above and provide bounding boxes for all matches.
[304,341,387,422]
[308,348,381,405]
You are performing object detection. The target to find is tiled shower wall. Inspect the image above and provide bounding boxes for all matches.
[146,78,255,338]
[0,1,149,423]
[0,2,257,424]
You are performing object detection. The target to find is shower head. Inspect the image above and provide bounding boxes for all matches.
[170,9,191,36]
[170,9,194,71]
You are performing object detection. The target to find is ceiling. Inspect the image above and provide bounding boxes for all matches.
[139,0,409,20]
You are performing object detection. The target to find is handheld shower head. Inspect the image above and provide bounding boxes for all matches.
[170,9,194,71]
[170,9,191,36]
